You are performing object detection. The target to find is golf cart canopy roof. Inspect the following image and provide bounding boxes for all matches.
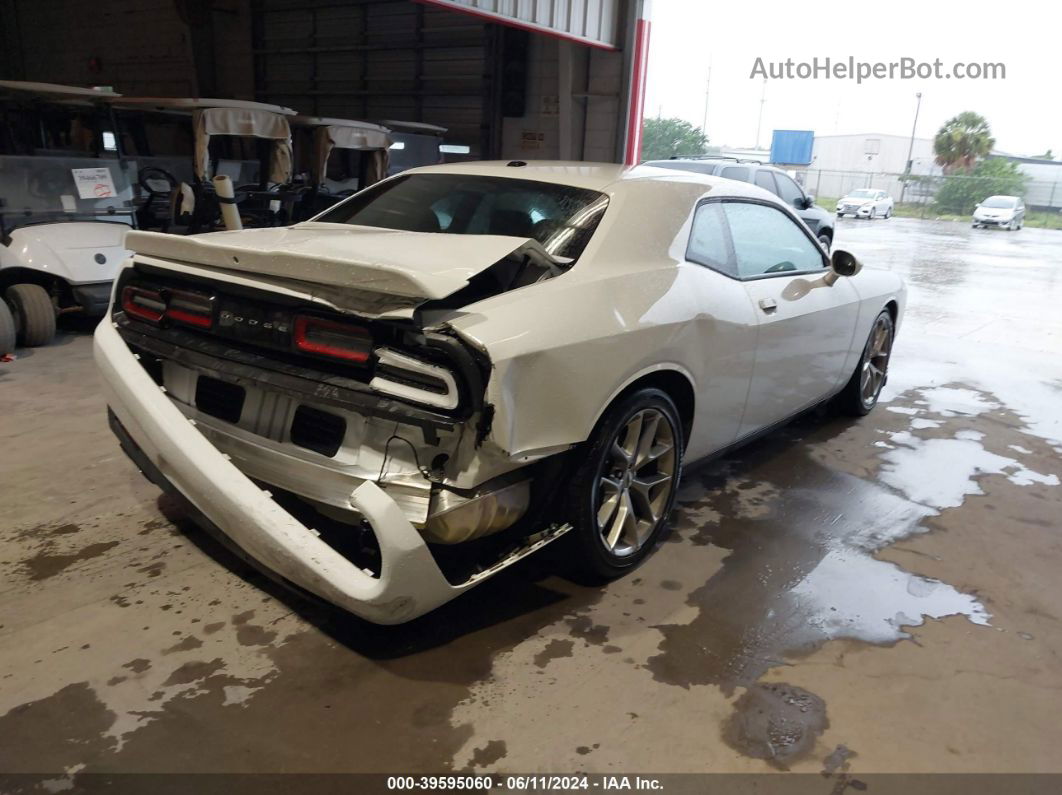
[111,97,295,114]
[379,120,447,134]
[0,80,122,101]
[115,97,295,183]
[292,115,393,152]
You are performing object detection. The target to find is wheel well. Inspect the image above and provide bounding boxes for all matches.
[613,370,695,443]
[818,226,833,241]
[884,299,898,324]
[0,269,71,306]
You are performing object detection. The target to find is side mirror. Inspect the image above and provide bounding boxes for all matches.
[801,195,814,209]
[824,249,861,285]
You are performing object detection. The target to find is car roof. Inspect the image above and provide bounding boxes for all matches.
[401,160,772,199]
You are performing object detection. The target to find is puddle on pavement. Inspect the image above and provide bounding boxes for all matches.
[646,382,1058,767]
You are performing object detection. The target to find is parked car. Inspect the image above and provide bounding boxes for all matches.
[836,189,894,219]
[95,161,904,623]
[644,158,835,250]
[972,195,1025,230]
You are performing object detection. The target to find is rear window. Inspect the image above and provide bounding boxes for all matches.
[720,166,751,182]
[315,173,609,261]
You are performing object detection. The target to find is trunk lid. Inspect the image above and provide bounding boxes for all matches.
[125,223,559,317]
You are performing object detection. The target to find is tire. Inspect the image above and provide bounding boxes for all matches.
[818,233,832,251]
[0,299,15,356]
[564,387,684,580]
[5,284,56,347]
[884,207,892,219]
[837,309,894,417]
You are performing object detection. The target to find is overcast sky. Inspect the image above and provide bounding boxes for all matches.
[642,0,1061,157]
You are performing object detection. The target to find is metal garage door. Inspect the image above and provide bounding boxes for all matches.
[252,0,494,158]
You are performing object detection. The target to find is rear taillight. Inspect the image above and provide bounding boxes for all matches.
[293,315,371,363]
[121,284,214,330]
[165,289,214,328]
[121,286,165,324]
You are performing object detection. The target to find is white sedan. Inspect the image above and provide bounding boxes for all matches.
[836,189,894,219]
[96,161,905,623]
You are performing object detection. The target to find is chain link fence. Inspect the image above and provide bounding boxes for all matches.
[790,168,1062,225]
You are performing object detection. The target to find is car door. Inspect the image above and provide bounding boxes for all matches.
[680,200,760,457]
[720,200,862,437]
[773,171,818,232]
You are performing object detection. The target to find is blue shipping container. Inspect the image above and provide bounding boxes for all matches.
[770,130,814,165]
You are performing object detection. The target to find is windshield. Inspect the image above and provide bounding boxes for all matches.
[981,196,1017,208]
[314,173,610,261]
[849,189,876,198]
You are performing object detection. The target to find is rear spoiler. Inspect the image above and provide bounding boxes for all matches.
[124,225,564,303]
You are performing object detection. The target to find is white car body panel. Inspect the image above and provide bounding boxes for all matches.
[96,161,906,622]
[1,220,131,285]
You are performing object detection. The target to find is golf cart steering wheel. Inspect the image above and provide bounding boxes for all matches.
[138,166,179,200]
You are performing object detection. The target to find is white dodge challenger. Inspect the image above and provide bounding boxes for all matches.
[95,161,905,623]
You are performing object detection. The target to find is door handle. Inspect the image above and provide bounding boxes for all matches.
[758,298,778,314]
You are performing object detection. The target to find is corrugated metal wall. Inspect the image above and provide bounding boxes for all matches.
[418,0,620,48]
[252,0,495,156]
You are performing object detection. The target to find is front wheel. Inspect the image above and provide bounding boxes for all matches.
[884,207,892,219]
[818,233,832,251]
[5,284,56,347]
[837,309,894,416]
[564,388,684,579]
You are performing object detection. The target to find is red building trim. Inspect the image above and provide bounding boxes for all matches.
[623,17,651,165]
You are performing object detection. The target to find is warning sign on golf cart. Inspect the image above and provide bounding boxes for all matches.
[70,167,117,199]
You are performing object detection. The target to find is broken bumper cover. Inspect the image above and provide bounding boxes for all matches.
[94,319,479,624]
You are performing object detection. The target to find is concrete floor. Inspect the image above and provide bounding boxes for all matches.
[1,218,1061,783]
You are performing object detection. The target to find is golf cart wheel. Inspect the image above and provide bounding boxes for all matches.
[0,299,15,356]
[6,284,56,347]
[838,309,894,417]
[564,388,684,580]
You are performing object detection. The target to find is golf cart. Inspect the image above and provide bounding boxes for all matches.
[112,97,297,233]
[0,80,135,348]
[289,115,392,220]
[380,120,447,176]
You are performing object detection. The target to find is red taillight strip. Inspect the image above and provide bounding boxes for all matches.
[121,284,214,329]
[293,315,371,363]
[121,286,165,323]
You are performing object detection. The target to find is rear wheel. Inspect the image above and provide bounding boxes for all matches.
[838,309,894,416]
[0,299,15,356]
[564,388,683,579]
[5,284,56,347]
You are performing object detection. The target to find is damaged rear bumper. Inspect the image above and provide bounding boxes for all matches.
[95,319,546,623]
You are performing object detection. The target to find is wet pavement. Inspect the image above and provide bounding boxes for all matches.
[1,218,1061,782]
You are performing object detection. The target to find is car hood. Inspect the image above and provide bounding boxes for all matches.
[125,224,562,317]
[974,207,1012,216]
[840,197,874,205]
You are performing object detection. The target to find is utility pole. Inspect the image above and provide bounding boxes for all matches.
[899,92,923,204]
[755,78,767,150]
[701,60,712,137]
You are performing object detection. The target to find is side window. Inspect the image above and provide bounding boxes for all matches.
[720,166,751,183]
[773,173,806,209]
[754,170,777,193]
[722,202,825,279]
[686,202,736,277]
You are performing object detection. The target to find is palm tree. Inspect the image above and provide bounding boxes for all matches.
[933,112,995,173]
